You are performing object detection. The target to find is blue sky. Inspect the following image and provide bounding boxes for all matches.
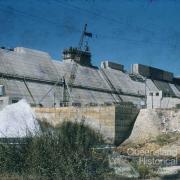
[0,0,179,75]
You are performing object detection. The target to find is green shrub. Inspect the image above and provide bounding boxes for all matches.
[154,133,179,146]
[0,121,110,179]
[132,162,150,179]
[155,134,171,145]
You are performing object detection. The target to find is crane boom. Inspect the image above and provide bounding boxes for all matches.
[78,24,87,50]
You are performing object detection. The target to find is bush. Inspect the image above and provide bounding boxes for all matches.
[154,133,179,146]
[132,162,151,179]
[0,121,110,179]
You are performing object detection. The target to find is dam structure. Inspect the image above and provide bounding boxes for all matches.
[0,46,179,109]
[0,45,180,145]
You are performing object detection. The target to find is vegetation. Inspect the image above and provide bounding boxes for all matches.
[131,162,152,179]
[0,121,111,179]
[136,163,150,179]
[154,132,179,146]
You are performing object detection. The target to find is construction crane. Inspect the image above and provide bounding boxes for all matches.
[78,24,92,50]
[62,24,92,106]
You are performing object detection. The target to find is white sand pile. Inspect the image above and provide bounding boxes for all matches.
[0,99,39,137]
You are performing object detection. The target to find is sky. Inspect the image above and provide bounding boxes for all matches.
[0,0,179,75]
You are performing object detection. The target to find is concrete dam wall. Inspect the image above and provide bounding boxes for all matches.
[0,46,179,145]
[0,47,180,109]
[35,102,139,145]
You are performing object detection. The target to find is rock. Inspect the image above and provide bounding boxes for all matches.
[123,109,180,145]
[157,166,180,177]
[108,152,140,178]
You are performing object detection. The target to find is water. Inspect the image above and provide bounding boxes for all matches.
[0,99,39,138]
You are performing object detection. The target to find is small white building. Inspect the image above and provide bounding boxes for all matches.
[147,90,163,109]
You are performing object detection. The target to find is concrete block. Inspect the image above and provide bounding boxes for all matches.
[101,61,124,71]
[131,64,173,82]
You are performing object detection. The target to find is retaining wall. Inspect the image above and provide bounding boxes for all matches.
[34,102,139,145]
